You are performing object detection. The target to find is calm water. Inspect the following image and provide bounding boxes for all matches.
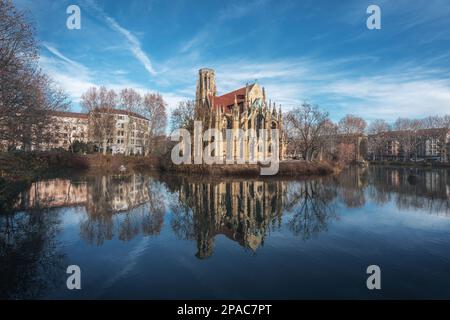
[1,166,450,299]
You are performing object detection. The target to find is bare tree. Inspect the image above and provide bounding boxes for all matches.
[0,0,37,71]
[367,119,391,160]
[119,88,143,155]
[394,118,421,161]
[420,115,450,130]
[0,0,68,151]
[1,62,68,151]
[141,93,167,155]
[338,114,367,135]
[119,88,142,113]
[285,103,331,161]
[81,86,118,155]
[170,100,195,134]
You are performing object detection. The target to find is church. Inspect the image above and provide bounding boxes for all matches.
[194,68,286,162]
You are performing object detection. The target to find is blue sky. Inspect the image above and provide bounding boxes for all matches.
[13,0,450,122]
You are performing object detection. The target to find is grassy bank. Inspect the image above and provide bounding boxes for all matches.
[0,151,89,181]
[0,151,161,181]
[162,160,337,177]
[0,152,338,181]
[74,154,161,173]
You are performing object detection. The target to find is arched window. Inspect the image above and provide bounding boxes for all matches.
[256,114,264,137]
[226,117,232,129]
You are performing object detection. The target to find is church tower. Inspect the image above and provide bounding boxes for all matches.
[196,68,216,110]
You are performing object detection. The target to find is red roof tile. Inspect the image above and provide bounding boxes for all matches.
[212,84,254,113]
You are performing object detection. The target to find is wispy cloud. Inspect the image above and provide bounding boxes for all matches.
[158,52,450,122]
[40,44,174,109]
[179,0,270,53]
[43,43,88,71]
[40,45,94,103]
[103,16,157,76]
[26,0,450,123]
[84,0,157,77]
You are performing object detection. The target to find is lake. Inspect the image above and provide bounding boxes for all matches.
[1,166,449,299]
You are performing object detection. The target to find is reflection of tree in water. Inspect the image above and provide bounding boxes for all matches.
[283,179,338,240]
[335,167,368,208]
[169,192,196,241]
[0,209,66,299]
[80,175,115,245]
[141,179,165,236]
[79,175,166,245]
[167,177,284,259]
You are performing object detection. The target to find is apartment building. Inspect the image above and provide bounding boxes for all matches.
[92,109,150,155]
[49,111,89,150]
[368,128,450,162]
[39,109,151,155]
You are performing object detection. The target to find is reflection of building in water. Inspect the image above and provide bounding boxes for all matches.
[13,175,166,245]
[86,175,150,214]
[15,179,87,209]
[16,175,151,214]
[175,180,285,259]
[336,167,368,208]
[367,166,450,216]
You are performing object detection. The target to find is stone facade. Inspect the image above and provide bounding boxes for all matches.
[48,111,89,150]
[195,68,286,162]
[42,109,151,155]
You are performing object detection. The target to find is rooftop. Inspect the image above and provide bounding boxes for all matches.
[50,109,150,121]
[212,83,256,113]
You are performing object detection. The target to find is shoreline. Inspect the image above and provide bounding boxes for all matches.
[368,160,450,168]
[162,160,337,177]
[0,151,338,180]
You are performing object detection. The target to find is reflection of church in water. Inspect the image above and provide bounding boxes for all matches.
[175,179,285,258]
